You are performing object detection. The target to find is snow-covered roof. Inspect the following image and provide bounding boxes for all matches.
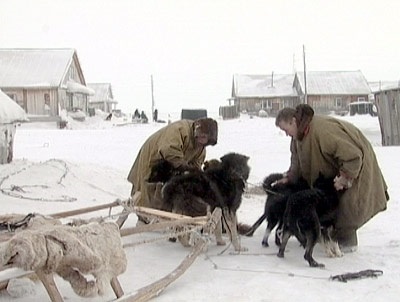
[0,48,76,88]
[87,83,116,103]
[0,89,28,123]
[233,74,297,98]
[296,71,371,95]
[369,81,400,93]
[66,80,95,95]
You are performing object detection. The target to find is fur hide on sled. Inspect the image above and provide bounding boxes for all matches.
[0,221,127,297]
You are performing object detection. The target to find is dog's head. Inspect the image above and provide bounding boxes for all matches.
[148,159,178,183]
[1,231,48,271]
[203,159,221,171]
[220,153,250,181]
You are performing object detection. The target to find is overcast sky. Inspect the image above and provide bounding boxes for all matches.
[1,0,399,115]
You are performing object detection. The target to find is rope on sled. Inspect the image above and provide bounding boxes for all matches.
[0,213,35,232]
[122,224,206,248]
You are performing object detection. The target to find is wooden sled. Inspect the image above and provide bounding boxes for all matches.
[0,197,222,302]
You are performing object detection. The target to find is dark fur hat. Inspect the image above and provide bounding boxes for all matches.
[194,118,218,146]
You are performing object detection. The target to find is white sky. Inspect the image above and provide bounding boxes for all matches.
[1,0,400,114]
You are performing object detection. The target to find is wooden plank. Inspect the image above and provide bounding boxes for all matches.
[36,271,64,302]
[50,201,121,218]
[114,208,222,302]
[120,216,208,237]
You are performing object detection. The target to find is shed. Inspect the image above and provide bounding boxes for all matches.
[181,109,207,120]
[0,48,94,121]
[374,83,400,146]
[0,89,28,164]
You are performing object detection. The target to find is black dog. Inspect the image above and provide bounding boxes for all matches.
[277,173,342,268]
[162,152,250,252]
[148,159,190,183]
[245,173,308,247]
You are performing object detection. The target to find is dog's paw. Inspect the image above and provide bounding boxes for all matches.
[216,239,226,246]
[323,241,344,258]
[233,246,248,253]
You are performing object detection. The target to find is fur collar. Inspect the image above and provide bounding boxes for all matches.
[294,104,314,141]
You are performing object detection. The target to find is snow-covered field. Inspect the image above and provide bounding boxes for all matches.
[0,113,399,301]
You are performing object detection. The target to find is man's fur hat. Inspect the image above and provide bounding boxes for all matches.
[194,118,218,146]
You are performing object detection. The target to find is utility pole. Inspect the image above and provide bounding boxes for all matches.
[151,74,155,115]
[303,45,308,104]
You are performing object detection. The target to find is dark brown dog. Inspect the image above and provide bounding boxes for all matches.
[162,152,251,252]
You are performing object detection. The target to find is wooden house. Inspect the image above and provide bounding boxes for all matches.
[373,82,400,146]
[231,74,299,116]
[294,70,371,114]
[0,48,94,121]
[87,83,117,114]
[0,89,28,164]
[231,71,371,116]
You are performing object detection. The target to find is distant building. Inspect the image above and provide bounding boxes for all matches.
[0,48,94,121]
[294,71,371,114]
[231,73,298,116]
[87,83,117,114]
[231,70,371,116]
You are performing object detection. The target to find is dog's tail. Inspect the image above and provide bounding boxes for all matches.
[245,213,267,236]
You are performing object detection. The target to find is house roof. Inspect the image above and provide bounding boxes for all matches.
[369,81,400,93]
[296,71,371,95]
[87,83,116,103]
[0,48,76,88]
[233,74,297,98]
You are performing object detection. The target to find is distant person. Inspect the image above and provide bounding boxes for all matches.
[140,111,148,123]
[133,109,140,119]
[153,108,158,122]
[127,118,218,222]
[274,104,389,252]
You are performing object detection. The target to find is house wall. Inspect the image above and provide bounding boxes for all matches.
[60,59,89,113]
[2,88,59,116]
[307,95,369,114]
[234,96,300,116]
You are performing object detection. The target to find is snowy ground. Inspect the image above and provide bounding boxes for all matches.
[0,112,399,301]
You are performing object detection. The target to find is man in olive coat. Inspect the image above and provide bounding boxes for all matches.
[127,118,218,214]
[276,104,389,251]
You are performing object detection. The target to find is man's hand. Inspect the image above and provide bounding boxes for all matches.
[334,174,353,191]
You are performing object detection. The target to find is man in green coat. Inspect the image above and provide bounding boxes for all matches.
[275,104,389,252]
[127,118,218,218]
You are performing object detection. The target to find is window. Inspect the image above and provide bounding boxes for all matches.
[357,97,365,102]
[335,97,342,107]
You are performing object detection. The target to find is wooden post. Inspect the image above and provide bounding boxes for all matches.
[35,271,64,302]
[111,277,124,298]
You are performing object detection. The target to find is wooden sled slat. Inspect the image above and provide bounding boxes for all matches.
[114,208,222,302]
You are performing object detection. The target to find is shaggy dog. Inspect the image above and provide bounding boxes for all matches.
[277,173,343,267]
[148,158,221,184]
[148,159,188,183]
[161,152,250,252]
[245,173,308,247]
[0,221,127,297]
